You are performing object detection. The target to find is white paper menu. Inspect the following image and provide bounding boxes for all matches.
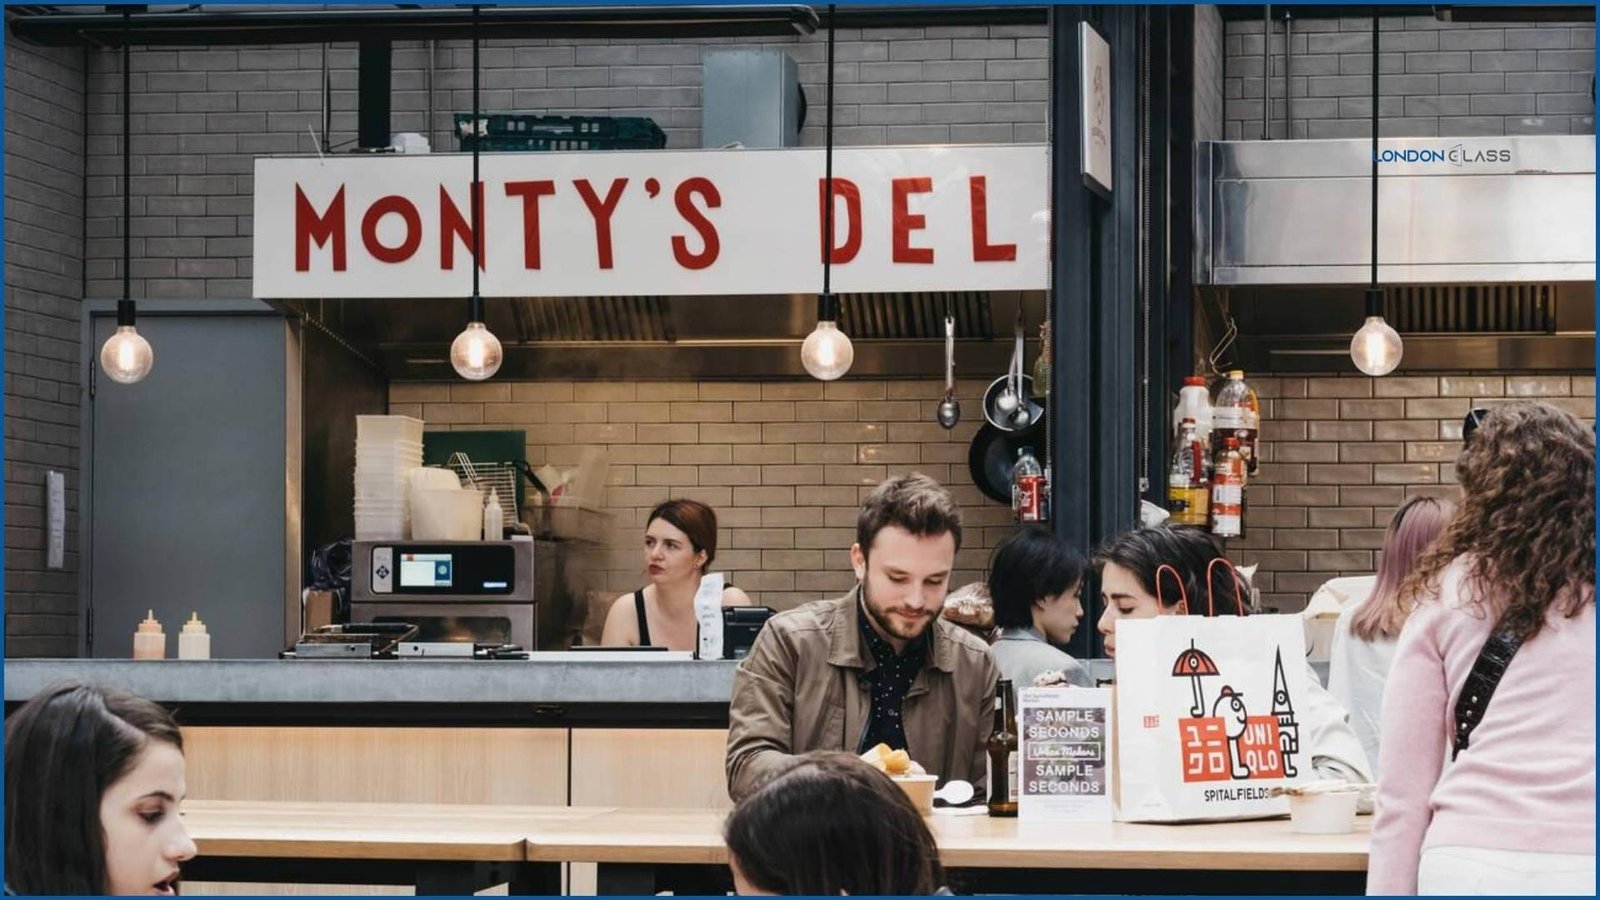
[1018,686,1115,822]
[694,572,726,660]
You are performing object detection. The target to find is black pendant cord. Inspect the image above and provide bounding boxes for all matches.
[1368,8,1381,315]
[1262,4,1271,140]
[119,7,134,328]
[469,3,483,324]
[818,3,837,323]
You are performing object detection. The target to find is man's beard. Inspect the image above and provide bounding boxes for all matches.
[860,578,935,645]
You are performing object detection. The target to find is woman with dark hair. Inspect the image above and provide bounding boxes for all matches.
[602,498,751,650]
[723,751,946,896]
[1326,496,1456,778]
[1369,402,1595,895]
[986,527,1092,690]
[5,682,196,895]
[1094,524,1371,785]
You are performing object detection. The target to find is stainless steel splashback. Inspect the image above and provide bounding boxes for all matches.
[1195,136,1596,286]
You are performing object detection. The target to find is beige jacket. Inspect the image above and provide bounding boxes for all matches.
[725,589,1000,801]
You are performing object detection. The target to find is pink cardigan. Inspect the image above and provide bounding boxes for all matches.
[1367,558,1596,895]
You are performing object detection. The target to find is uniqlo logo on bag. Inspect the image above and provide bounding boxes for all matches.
[1142,715,1160,729]
[1172,644,1303,784]
[1180,717,1233,782]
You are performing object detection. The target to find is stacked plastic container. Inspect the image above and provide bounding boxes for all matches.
[354,415,425,540]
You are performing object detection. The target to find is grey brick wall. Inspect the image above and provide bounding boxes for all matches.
[81,25,1048,302]
[1225,14,1595,139]
[1194,6,1225,142]
[4,30,86,657]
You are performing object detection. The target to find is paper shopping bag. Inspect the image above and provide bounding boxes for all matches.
[1111,560,1310,822]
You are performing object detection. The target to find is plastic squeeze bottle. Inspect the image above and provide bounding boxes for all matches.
[483,489,503,540]
[178,612,211,660]
[133,610,166,660]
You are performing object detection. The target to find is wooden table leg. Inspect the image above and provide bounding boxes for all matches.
[596,862,660,896]
[415,861,539,895]
[505,861,564,896]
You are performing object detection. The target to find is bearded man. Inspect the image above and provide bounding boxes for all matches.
[725,473,999,801]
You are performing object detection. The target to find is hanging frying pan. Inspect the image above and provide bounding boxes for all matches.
[967,411,1047,504]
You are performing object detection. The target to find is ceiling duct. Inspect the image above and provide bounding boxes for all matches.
[1195,136,1595,286]
[1216,282,1592,374]
[276,291,1039,382]
[1386,284,1557,335]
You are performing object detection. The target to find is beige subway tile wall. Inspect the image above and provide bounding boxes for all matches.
[393,371,1595,619]
[392,378,1025,611]
[1236,372,1595,614]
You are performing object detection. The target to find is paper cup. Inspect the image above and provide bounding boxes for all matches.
[1288,790,1360,834]
[892,774,937,816]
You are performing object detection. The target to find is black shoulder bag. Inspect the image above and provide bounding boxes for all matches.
[1450,614,1526,760]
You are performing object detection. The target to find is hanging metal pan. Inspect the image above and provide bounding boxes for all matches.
[967,411,1047,504]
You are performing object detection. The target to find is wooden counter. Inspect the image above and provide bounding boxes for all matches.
[178,800,1370,895]
[520,806,1370,871]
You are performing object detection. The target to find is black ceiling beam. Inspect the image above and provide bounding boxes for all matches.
[1219,4,1593,23]
[827,5,1047,28]
[1435,4,1595,22]
[7,5,821,47]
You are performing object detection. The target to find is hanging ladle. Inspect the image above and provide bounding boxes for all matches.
[937,315,960,429]
[1007,325,1034,430]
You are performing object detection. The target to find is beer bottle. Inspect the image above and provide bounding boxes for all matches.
[986,679,1019,817]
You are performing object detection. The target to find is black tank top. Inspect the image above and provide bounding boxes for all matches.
[632,584,734,648]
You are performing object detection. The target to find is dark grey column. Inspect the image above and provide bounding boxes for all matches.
[358,40,392,149]
[1049,5,1143,659]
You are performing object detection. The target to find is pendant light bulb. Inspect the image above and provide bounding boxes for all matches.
[450,319,502,381]
[801,319,854,381]
[100,324,154,385]
[1350,316,1403,377]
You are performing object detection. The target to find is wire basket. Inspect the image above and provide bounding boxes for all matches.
[445,452,520,531]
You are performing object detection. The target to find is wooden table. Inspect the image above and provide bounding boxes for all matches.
[520,807,1372,895]
[179,800,605,894]
[177,801,1371,895]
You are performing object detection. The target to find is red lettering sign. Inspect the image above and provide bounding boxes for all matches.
[891,177,934,264]
[969,175,1017,262]
[817,178,862,264]
[575,178,628,270]
[503,180,556,270]
[671,178,722,271]
[439,182,485,270]
[294,185,346,272]
[360,195,422,264]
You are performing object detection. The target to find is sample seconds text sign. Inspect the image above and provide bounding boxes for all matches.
[252,146,1048,298]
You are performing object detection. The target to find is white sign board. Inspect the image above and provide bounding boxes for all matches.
[1079,23,1113,195]
[252,145,1049,298]
[1019,686,1115,822]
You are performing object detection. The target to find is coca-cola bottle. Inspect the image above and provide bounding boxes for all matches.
[1012,446,1044,523]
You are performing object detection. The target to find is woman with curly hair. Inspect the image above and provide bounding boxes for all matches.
[1368,402,1595,896]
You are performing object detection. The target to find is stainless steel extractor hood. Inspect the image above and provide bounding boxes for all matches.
[277,291,1047,381]
[1195,135,1595,286]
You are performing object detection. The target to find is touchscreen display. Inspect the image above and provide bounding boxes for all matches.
[398,553,453,588]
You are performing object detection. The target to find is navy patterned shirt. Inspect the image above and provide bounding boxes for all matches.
[856,599,929,754]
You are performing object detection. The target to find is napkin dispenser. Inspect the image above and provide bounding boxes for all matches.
[722,606,774,660]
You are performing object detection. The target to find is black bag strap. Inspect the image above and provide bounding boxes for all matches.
[1451,614,1526,760]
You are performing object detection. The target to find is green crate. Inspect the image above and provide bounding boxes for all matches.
[455,113,666,152]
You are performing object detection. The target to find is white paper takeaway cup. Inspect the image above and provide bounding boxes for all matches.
[1286,789,1360,834]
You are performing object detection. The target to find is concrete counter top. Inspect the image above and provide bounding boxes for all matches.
[4,658,739,710]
